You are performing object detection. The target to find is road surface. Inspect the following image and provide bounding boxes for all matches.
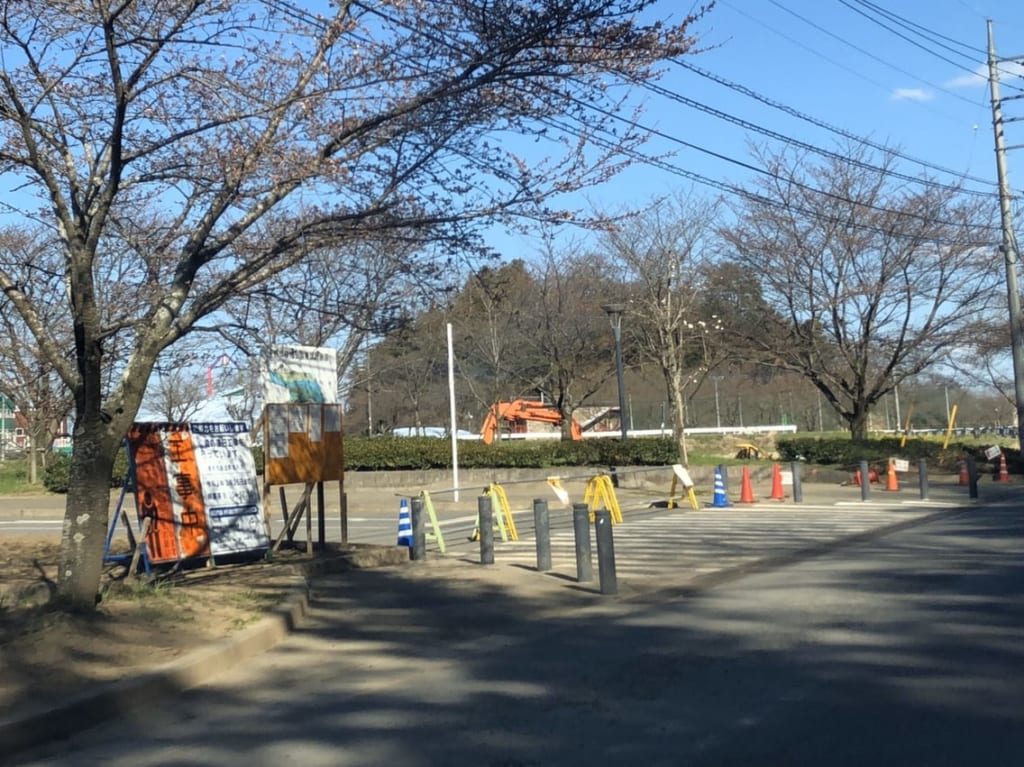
[11,496,1023,766]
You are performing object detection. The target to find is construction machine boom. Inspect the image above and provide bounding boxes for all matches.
[480,399,582,444]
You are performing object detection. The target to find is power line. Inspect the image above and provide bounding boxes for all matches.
[767,0,979,105]
[567,90,999,233]
[848,0,985,59]
[638,78,997,199]
[720,0,980,113]
[837,0,1024,94]
[672,59,999,189]
[539,112,997,249]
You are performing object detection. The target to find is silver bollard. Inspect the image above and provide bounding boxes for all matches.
[594,508,618,595]
[533,498,552,572]
[410,496,425,561]
[478,494,495,565]
[572,502,593,582]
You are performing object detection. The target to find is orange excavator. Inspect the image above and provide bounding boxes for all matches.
[480,399,582,444]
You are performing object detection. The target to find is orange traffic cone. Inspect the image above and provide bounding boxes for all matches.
[958,459,969,486]
[885,459,899,492]
[998,452,1010,482]
[770,463,785,500]
[739,466,756,503]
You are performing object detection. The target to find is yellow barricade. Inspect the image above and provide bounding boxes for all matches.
[487,483,519,541]
[469,483,518,542]
[668,464,700,510]
[418,491,446,553]
[583,474,623,524]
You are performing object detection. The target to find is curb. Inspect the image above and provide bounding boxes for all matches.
[0,545,409,763]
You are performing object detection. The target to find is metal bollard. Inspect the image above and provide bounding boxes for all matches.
[594,508,618,595]
[478,494,495,565]
[859,460,871,501]
[533,498,552,572]
[790,461,803,503]
[918,458,929,500]
[410,497,425,561]
[572,502,593,582]
[968,455,979,500]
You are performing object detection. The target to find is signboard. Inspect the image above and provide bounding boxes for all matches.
[264,403,344,485]
[893,458,910,473]
[984,445,1002,461]
[127,422,267,565]
[262,345,338,405]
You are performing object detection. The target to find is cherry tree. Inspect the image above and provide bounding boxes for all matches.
[0,0,707,606]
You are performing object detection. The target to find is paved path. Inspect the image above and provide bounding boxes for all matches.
[12,494,1024,766]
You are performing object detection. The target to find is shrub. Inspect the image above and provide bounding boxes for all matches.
[341,435,680,471]
[42,447,131,494]
[776,435,1020,473]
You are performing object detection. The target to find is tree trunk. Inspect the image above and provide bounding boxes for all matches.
[849,407,870,443]
[56,422,117,608]
[664,366,690,465]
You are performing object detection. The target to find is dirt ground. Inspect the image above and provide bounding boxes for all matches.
[0,535,314,718]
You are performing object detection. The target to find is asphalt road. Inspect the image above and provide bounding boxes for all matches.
[11,495,1023,766]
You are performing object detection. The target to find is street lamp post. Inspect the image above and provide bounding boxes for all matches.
[602,303,628,441]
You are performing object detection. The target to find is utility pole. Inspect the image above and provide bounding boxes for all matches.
[987,20,1024,450]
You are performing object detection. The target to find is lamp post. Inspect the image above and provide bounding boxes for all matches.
[602,303,628,441]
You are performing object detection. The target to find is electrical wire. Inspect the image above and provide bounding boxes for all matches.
[672,59,998,189]
[637,78,996,199]
[538,111,998,249]
[837,0,1024,94]
[767,0,979,105]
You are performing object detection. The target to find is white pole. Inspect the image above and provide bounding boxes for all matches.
[894,384,901,434]
[447,323,460,502]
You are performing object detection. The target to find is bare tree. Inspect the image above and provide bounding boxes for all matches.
[449,260,539,418]
[0,2,706,606]
[722,144,1001,441]
[513,243,617,437]
[222,235,451,384]
[599,194,727,463]
[0,227,75,483]
[144,367,210,423]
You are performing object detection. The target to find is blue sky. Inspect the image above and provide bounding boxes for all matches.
[496,0,1024,254]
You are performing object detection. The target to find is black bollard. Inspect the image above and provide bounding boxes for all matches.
[790,461,803,503]
[533,498,552,572]
[572,502,593,583]
[918,458,929,500]
[410,497,425,561]
[968,455,979,500]
[478,494,495,565]
[860,460,871,501]
[594,508,618,595]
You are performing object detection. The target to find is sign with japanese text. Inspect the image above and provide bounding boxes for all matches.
[127,422,267,565]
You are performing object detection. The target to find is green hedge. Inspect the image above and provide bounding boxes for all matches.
[42,438,679,493]
[42,448,131,494]
[341,436,680,471]
[776,435,1021,474]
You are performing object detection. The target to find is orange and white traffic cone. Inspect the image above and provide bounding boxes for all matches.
[885,459,899,492]
[958,459,969,486]
[998,452,1010,483]
[739,466,756,503]
[769,463,785,500]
